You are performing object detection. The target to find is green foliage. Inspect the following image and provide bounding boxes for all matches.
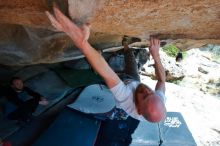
[162,44,179,57]
[162,44,187,60]
[168,80,181,85]
[182,51,187,58]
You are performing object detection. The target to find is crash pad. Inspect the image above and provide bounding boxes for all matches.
[68,84,115,114]
[54,68,103,88]
[95,116,140,146]
[32,108,100,146]
[159,112,196,146]
[130,112,196,146]
[24,70,72,116]
[0,118,19,140]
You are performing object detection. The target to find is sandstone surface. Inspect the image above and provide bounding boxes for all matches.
[0,0,220,65]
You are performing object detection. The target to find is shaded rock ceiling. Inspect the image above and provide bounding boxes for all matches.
[0,0,220,66]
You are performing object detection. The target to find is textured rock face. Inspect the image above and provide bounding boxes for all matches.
[142,51,185,81]
[0,0,220,65]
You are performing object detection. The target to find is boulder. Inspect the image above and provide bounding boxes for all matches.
[142,51,185,81]
[198,66,209,74]
[0,0,220,65]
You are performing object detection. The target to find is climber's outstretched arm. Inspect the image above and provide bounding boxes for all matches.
[46,6,121,88]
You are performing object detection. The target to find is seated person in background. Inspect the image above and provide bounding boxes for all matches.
[3,77,48,122]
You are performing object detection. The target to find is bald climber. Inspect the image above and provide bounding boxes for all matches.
[46,6,167,123]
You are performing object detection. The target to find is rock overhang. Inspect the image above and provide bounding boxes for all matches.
[0,0,219,66]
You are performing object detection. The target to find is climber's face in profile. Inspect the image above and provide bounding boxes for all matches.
[135,83,166,123]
